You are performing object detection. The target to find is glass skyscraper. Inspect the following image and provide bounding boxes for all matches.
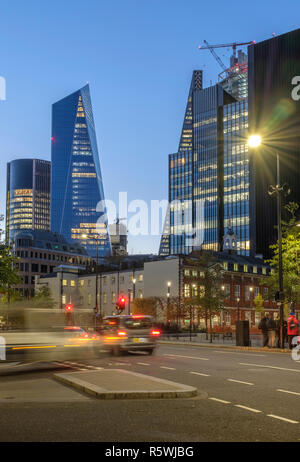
[6,159,50,242]
[51,84,111,258]
[223,99,250,255]
[160,74,239,256]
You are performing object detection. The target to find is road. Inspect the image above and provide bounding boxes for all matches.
[0,343,300,442]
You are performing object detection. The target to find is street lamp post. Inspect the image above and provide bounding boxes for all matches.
[249,286,254,325]
[167,281,171,321]
[132,277,136,301]
[236,297,240,321]
[248,135,289,349]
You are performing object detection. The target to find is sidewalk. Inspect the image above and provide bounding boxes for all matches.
[159,340,291,354]
[54,368,198,399]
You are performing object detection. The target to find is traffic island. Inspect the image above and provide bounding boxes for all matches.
[54,369,198,400]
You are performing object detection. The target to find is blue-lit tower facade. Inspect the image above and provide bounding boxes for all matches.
[51,84,111,258]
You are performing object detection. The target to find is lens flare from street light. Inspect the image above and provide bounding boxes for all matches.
[248,134,262,148]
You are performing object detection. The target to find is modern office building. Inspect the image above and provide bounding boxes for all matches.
[223,99,249,255]
[13,229,91,297]
[161,28,300,259]
[6,159,50,242]
[248,28,300,258]
[161,77,236,256]
[51,84,111,259]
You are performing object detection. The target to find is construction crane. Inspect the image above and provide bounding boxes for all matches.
[200,40,227,72]
[198,40,256,62]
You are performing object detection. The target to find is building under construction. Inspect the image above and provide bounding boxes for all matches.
[159,28,300,259]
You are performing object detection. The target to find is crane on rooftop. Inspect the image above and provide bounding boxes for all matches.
[198,40,256,73]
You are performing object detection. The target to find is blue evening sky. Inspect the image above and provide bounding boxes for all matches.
[0,0,299,254]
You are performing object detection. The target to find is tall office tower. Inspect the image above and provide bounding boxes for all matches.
[51,84,111,258]
[160,75,236,256]
[219,50,248,101]
[6,159,50,242]
[223,99,249,255]
[159,71,202,255]
[248,28,300,258]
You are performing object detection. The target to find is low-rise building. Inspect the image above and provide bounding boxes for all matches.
[36,250,277,326]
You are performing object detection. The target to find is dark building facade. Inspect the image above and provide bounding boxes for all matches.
[51,84,111,259]
[248,28,300,258]
[13,230,91,297]
[6,159,50,242]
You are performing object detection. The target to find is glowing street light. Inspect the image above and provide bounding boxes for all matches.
[248,134,262,148]
[248,134,286,348]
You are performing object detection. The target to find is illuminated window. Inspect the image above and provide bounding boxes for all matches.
[62,280,67,286]
[184,284,190,298]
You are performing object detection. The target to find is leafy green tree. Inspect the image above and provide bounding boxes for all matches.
[30,286,56,308]
[267,202,300,304]
[0,216,21,302]
[254,293,264,316]
[184,252,225,342]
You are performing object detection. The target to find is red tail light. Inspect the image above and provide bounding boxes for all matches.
[117,330,127,337]
[151,329,161,336]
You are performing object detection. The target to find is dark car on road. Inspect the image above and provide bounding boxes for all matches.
[96,315,160,356]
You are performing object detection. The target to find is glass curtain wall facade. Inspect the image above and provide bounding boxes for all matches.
[160,77,236,256]
[51,84,111,258]
[223,100,250,255]
[169,151,193,254]
[159,71,202,255]
[193,85,229,251]
[6,159,50,242]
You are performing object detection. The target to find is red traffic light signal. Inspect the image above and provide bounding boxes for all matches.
[65,303,73,312]
[117,296,126,311]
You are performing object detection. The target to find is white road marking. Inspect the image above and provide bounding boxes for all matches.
[277,389,300,396]
[190,371,210,377]
[160,366,176,370]
[164,354,209,361]
[235,405,262,413]
[239,362,300,373]
[213,350,265,357]
[137,362,150,366]
[209,397,231,404]
[228,379,254,386]
[267,414,298,424]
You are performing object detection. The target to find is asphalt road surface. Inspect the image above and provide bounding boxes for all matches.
[1,343,300,442]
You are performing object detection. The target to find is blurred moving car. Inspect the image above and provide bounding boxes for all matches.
[3,325,99,361]
[95,314,160,356]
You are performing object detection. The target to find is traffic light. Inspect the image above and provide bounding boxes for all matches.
[117,295,126,312]
[65,303,73,313]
